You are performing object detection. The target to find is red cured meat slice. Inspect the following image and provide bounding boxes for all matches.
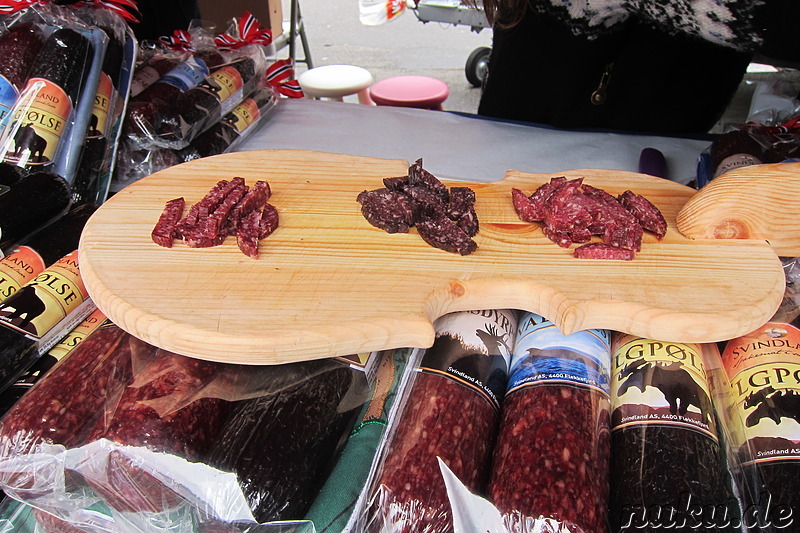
[511,188,540,223]
[618,190,668,238]
[196,179,248,241]
[574,243,635,260]
[174,179,230,239]
[227,180,270,234]
[237,208,262,258]
[529,177,567,219]
[151,197,185,248]
[259,203,279,239]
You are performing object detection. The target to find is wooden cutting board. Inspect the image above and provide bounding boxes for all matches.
[79,149,786,365]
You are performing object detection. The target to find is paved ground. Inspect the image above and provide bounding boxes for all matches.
[285,0,492,113]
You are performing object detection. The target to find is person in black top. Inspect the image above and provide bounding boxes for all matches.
[475,0,800,134]
[128,0,201,41]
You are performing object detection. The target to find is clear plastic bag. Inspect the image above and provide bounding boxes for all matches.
[0,322,382,532]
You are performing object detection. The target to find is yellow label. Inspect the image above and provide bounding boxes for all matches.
[610,334,717,439]
[0,246,46,302]
[722,322,800,464]
[4,78,71,165]
[0,250,86,338]
[47,308,107,359]
[87,72,113,139]
[228,98,260,134]
[199,66,243,103]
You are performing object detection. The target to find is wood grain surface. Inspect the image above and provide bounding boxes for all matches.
[677,162,800,256]
[79,150,785,364]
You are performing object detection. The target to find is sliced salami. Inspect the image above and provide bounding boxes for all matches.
[574,243,635,260]
[618,190,668,239]
[151,197,185,248]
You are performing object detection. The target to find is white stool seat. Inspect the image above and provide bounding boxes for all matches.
[298,64,374,104]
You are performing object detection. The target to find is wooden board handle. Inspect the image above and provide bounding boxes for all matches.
[677,162,800,256]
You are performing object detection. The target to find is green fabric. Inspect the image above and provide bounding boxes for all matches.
[304,348,413,532]
[0,499,38,533]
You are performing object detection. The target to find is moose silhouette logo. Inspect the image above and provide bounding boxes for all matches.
[0,284,47,336]
[11,123,47,162]
[617,359,713,425]
[743,386,800,427]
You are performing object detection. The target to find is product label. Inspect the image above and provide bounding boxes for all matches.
[226,97,261,135]
[47,307,107,359]
[610,334,718,440]
[129,65,161,97]
[2,78,72,166]
[159,57,209,91]
[0,246,46,302]
[507,312,611,397]
[197,64,244,116]
[0,250,87,338]
[87,72,113,139]
[714,153,761,178]
[0,74,19,130]
[419,309,517,410]
[722,322,800,465]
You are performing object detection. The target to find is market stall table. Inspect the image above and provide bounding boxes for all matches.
[235,98,712,184]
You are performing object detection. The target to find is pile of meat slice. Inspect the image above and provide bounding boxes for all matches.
[511,177,667,260]
[357,159,479,255]
[151,177,278,258]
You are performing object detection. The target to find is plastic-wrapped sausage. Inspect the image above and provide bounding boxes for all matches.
[0,323,133,496]
[206,356,370,523]
[366,309,518,532]
[608,335,738,531]
[488,312,611,532]
[81,347,232,513]
[721,320,800,530]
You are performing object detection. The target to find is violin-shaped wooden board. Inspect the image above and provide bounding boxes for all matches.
[79,150,786,364]
[677,162,800,256]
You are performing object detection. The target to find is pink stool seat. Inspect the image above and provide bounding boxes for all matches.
[369,75,449,110]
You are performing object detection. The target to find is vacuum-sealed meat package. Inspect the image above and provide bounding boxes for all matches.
[488,312,611,532]
[720,319,800,531]
[0,320,380,531]
[204,354,374,524]
[608,334,738,531]
[363,309,518,532]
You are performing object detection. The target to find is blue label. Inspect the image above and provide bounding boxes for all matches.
[0,75,19,130]
[159,57,210,91]
[508,312,611,396]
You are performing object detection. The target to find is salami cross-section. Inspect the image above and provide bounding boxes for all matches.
[511,178,666,259]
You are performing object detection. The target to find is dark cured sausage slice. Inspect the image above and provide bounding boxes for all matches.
[416,215,477,255]
[357,188,416,234]
[359,159,479,254]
